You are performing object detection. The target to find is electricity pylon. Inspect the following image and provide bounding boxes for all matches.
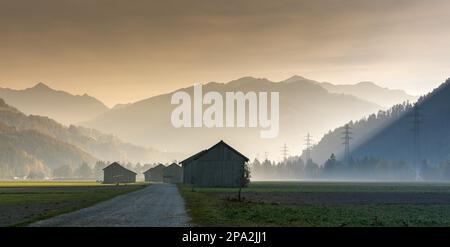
[281,143,289,162]
[342,124,353,163]
[304,133,313,162]
[411,103,423,181]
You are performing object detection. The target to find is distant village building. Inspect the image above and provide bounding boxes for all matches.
[103,162,137,184]
[180,140,249,187]
[143,164,166,182]
[163,163,183,183]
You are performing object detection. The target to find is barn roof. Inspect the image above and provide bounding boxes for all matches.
[179,140,249,165]
[103,162,137,175]
[154,163,166,169]
[180,150,208,165]
[143,163,166,174]
[166,163,182,169]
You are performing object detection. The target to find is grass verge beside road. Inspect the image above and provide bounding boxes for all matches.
[0,181,147,226]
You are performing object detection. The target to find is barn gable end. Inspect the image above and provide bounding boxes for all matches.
[143,164,166,182]
[180,140,249,187]
[163,163,183,183]
[103,162,137,184]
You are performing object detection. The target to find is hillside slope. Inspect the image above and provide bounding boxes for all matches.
[83,76,382,159]
[310,78,450,166]
[0,83,109,125]
[0,99,181,178]
[0,121,96,179]
[283,75,417,108]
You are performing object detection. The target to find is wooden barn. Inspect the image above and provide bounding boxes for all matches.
[143,163,166,182]
[163,163,183,183]
[103,162,137,184]
[180,140,249,187]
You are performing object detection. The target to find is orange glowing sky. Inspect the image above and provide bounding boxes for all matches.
[1,0,450,107]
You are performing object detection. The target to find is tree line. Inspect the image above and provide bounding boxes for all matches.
[250,155,450,181]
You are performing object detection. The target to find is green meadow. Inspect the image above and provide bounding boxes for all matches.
[179,181,450,227]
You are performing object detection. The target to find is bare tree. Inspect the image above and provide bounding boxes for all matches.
[238,162,251,201]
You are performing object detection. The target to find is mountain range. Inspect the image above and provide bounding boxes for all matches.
[0,83,109,125]
[0,76,417,167]
[0,98,181,178]
[281,76,418,107]
[309,78,450,166]
[0,99,95,178]
[82,76,415,160]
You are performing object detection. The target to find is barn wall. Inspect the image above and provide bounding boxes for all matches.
[182,162,193,184]
[122,173,136,183]
[193,160,243,187]
[145,167,164,182]
[184,143,246,187]
[103,166,136,184]
[163,165,182,183]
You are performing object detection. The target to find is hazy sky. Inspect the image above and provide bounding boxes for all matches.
[1,0,449,106]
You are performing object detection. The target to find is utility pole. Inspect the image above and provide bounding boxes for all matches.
[281,143,289,162]
[304,133,313,163]
[411,103,423,180]
[342,124,353,164]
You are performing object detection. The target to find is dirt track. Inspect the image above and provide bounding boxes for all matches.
[29,183,192,227]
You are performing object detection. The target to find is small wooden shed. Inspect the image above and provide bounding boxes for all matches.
[180,140,249,187]
[143,163,166,182]
[103,162,137,184]
[163,163,183,183]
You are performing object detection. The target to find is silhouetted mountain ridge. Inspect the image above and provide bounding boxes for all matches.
[0,102,96,178]
[0,82,109,125]
[282,75,418,107]
[0,98,182,178]
[310,78,450,166]
[83,76,383,159]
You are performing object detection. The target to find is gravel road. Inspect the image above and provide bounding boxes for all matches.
[29,183,192,227]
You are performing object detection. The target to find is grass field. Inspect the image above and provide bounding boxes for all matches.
[193,181,450,193]
[0,181,109,187]
[0,181,147,226]
[179,181,450,227]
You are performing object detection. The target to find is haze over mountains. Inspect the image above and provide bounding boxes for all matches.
[0,99,94,178]
[0,98,180,178]
[309,78,450,167]
[0,76,418,171]
[283,75,418,107]
[82,76,416,160]
[0,83,109,125]
[318,81,417,108]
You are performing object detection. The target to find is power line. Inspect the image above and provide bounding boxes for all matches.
[281,143,289,162]
[304,133,313,162]
[410,103,423,180]
[342,124,353,163]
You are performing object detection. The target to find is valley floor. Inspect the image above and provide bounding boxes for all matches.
[179,181,450,227]
[3,180,450,227]
[0,181,146,226]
